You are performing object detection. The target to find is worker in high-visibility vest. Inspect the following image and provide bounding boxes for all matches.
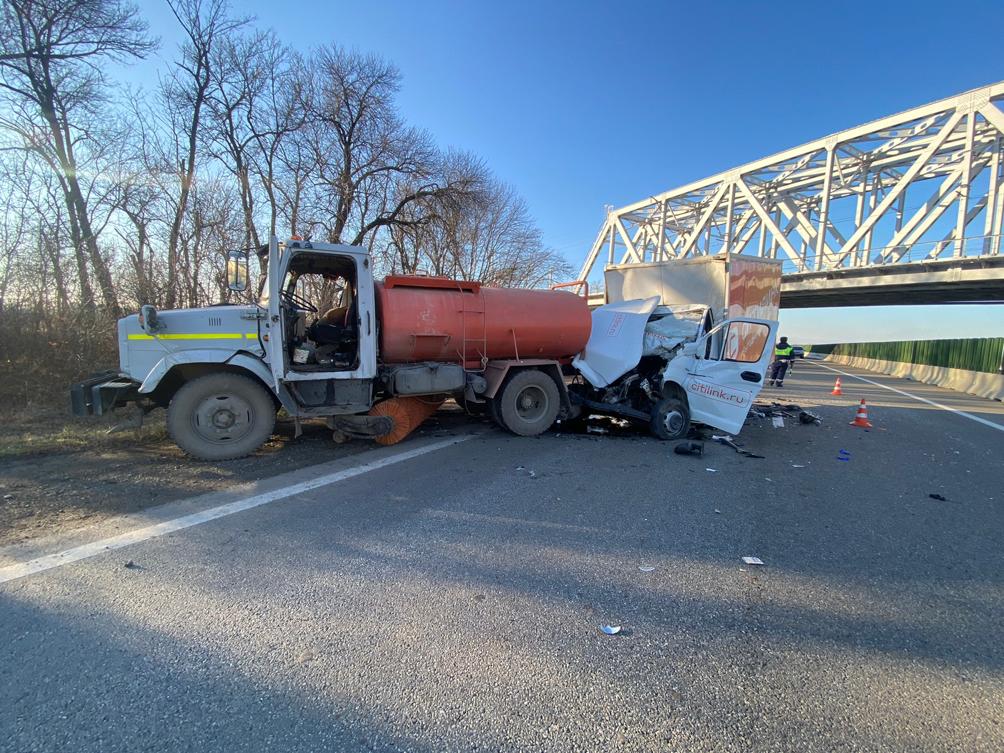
[769,336,794,387]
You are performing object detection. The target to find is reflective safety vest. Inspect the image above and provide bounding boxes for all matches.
[774,344,793,359]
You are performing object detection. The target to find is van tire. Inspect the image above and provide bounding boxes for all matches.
[650,396,690,440]
[497,369,560,437]
[167,373,276,461]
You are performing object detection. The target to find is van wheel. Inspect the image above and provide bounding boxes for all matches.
[167,373,276,460]
[650,396,690,440]
[498,369,560,436]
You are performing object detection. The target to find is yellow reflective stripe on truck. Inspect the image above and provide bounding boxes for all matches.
[127,333,256,340]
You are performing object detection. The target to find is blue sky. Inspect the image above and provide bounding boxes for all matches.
[130,0,1004,344]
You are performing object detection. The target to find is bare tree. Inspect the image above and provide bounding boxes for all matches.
[206,29,308,253]
[0,0,154,316]
[306,47,476,248]
[160,0,244,308]
[386,152,571,288]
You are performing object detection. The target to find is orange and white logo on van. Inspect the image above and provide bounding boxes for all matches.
[687,379,751,406]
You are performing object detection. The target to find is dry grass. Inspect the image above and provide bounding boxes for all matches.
[0,405,168,459]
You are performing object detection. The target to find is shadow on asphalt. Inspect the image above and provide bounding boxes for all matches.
[3,365,1002,751]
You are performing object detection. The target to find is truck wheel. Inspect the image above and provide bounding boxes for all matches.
[650,396,690,440]
[488,396,504,427]
[167,373,276,461]
[497,369,560,437]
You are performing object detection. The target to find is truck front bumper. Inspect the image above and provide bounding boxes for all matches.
[70,371,142,417]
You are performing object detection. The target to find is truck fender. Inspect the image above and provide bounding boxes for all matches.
[138,349,269,393]
[138,352,206,394]
[137,350,294,412]
[227,354,298,413]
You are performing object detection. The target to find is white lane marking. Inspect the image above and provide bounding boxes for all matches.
[0,435,474,585]
[813,362,1004,433]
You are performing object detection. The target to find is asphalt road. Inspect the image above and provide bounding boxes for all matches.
[2,361,1002,753]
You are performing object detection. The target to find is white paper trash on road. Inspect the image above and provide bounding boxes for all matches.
[600,625,622,635]
[741,556,764,566]
[772,416,784,428]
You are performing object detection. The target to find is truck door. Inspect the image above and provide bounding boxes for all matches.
[669,318,777,434]
[265,235,286,389]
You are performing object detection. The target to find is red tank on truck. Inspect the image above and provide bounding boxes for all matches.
[71,237,778,460]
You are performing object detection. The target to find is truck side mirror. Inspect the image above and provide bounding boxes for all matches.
[227,249,249,292]
[139,304,161,333]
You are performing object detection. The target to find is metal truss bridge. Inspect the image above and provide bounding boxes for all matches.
[579,82,1004,308]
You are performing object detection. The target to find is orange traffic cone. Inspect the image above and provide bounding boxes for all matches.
[849,399,872,428]
[831,377,843,396]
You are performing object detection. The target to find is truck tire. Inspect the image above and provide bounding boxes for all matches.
[488,396,504,427]
[650,396,690,440]
[167,373,276,461]
[497,369,560,437]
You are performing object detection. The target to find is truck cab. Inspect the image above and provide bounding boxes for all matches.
[262,236,377,416]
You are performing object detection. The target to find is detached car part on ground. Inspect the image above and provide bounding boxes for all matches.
[71,237,777,460]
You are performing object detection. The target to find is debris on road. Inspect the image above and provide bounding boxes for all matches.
[750,402,820,428]
[123,560,139,569]
[792,464,806,468]
[713,508,721,514]
[705,468,718,473]
[638,566,655,572]
[600,625,622,635]
[799,410,822,425]
[712,434,765,459]
[837,449,851,462]
[741,556,764,566]
[929,493,948,501]
[674,440,704,456]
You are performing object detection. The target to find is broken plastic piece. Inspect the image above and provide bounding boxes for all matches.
[600,625,622,635]
[638,566,655,572]
[772,416,784,428]
[741,556,764,566]
[929,493,947,501]
[705,467,718,473]
[792,464,806,468]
